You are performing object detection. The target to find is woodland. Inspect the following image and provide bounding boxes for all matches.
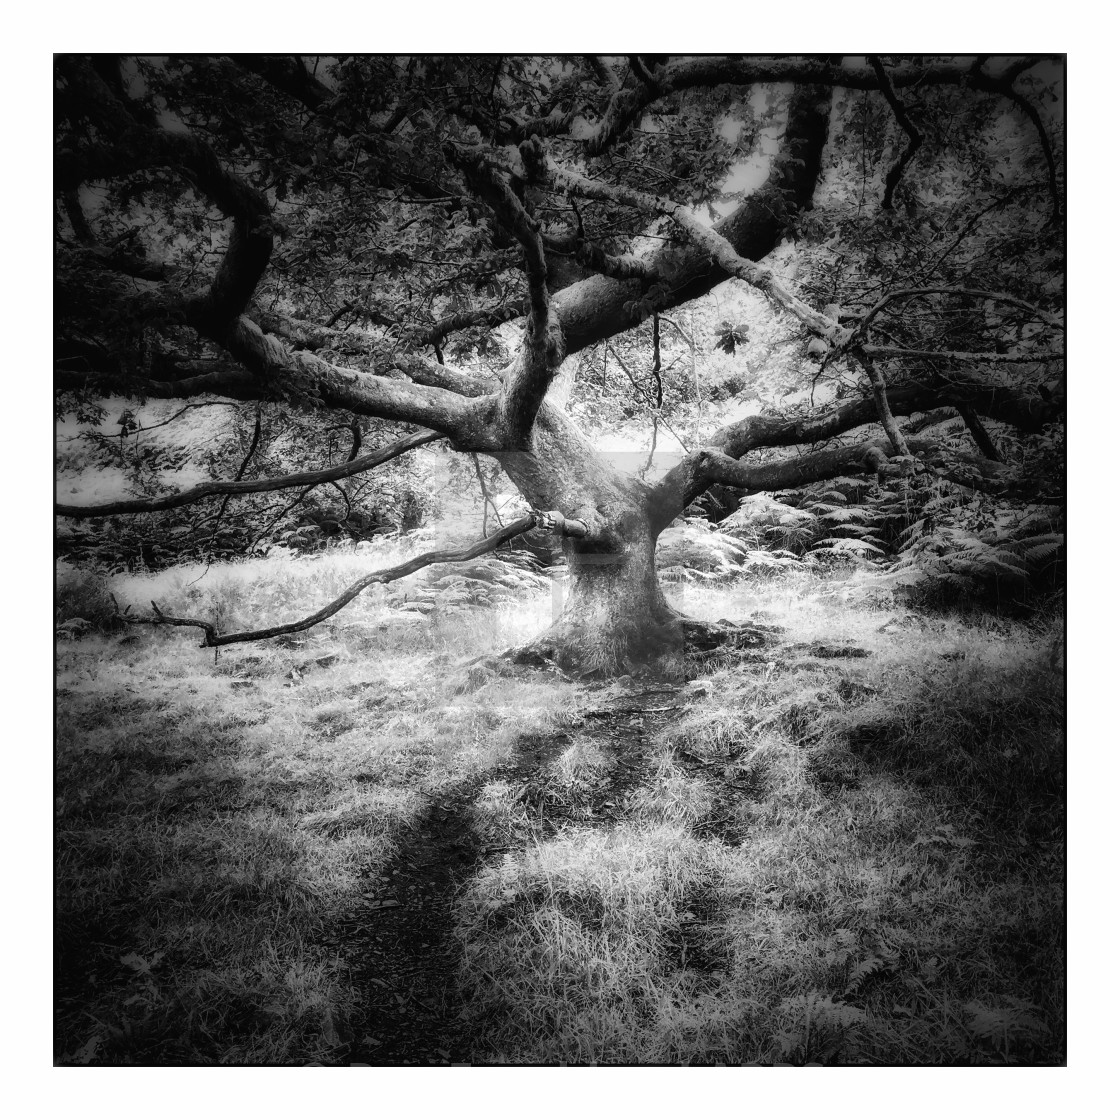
[54,55,1064,1066]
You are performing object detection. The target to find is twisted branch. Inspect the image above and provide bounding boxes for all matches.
[123,516,537,648]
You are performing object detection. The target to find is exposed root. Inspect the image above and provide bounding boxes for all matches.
[479,615,786,682]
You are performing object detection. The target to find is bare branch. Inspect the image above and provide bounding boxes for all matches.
[854,350,910,456]
[446,144,563,443]
[855,286,1064,337]
[198,409,263,570]
[869,56,925,211]
[955,404,1004,462]
[575,239,660,284]
[646,375,1063,531]
[409,300,529,347]
[57,429,443,518]
[860,345,1064,363]
[689,436,1027,499]
[1001,86,1062,227]
[123,515,536,648]
[581,55,1057,156]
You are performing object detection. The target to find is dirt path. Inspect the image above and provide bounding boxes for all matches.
[334,686,685,1066]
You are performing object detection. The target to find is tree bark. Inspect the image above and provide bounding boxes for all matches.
[489,403,680,670]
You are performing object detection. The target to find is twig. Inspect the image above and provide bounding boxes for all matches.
[195,408,262,578]
[471,453,504,536]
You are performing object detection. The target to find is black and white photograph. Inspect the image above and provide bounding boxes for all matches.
[53,51,1066,1070]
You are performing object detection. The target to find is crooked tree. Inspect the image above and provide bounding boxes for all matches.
[55,54,1065,669]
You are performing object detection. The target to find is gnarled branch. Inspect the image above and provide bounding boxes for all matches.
[547,162,848,345]
[123,515,537,648]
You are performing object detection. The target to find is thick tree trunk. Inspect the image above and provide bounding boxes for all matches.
[494,402,680,671]
[543,524,680,673]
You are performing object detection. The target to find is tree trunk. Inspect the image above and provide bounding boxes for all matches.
[539,520,680,674]
[494,403,680,672]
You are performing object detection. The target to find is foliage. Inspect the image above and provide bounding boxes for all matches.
[656,518,752,581]
[388,551,551,615]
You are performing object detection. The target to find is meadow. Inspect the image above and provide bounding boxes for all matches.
[54,547,1064,1065]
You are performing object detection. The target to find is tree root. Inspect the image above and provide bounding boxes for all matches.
[473,616,786,684]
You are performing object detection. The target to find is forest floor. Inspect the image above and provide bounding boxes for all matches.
[54,559,1065,1065]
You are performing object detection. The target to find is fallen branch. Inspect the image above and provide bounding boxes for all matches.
[122,515,537,648]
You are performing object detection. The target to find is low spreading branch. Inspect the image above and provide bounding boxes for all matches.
[690,437,1024,498]
[122,515,536,648]
[646,375,1063,531]
[56,429,443,518]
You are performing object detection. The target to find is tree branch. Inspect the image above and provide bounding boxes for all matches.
[57,57,274,340]
[855,286,1063,336]
[56,429,443,518]
[1001,85,1062,227]
[645,376,1062,531]
[860,345,1064,363]
[122,515,536,648]
[689,436,1025,499]
[447,144,562,444]
[198,409,263,569]
[551,85,832,355]
[869,55,925,211]
[410,300,529,347]
[854,351,910,456]
[581,55,1056,156]
[548,162,848,344]
[955,403,1004,462]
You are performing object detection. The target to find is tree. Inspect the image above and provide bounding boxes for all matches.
[55,54,1065,670]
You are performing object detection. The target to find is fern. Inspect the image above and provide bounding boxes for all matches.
[772,991,866,1064]
[656,518,751,581]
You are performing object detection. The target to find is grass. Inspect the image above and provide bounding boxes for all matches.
[55,548,1064,1065]
[55,550,580,1064]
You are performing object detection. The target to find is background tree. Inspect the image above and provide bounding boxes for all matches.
[55,54,1064,669]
